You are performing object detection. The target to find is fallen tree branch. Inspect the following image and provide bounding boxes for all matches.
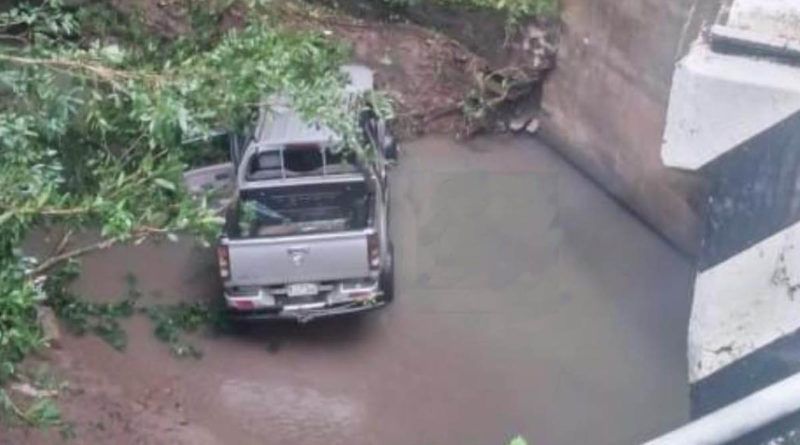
[319,18,387,30]
[0,206,90,217]
[29,225,173,276]
[51,229,74,257]
[0,34,28,45]
[0,390,35,427]
[30,239,117,275]
[423,104,462,123]
[39,207,89,216]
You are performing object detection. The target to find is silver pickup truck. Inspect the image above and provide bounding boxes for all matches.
[203,66,396,322]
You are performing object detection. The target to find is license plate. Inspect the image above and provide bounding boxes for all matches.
[287,283,319,298]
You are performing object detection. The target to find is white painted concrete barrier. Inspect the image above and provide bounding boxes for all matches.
[689,220,800,383]
[660,4,800,442]
[661,43,800,171]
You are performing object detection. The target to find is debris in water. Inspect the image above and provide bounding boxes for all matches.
[509,115,533,132]
[37,307,61,349]
[525,118,540,135]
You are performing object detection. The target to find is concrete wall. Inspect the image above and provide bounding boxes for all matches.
[539,0,720,254]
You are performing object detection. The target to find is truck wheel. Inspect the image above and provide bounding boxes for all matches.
[381,244,395,303]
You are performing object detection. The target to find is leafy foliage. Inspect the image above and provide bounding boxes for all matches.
[1,389,60,425]
[0,362,75,437]
[0,0,381,426]
[0,260,43,383]
[47,263,226,359]
[509,436,529,445]
[142,301,228,359]
[45,262,135,351]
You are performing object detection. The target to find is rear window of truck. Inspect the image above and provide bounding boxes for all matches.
[229,181,370,238]
[246,145,360,181]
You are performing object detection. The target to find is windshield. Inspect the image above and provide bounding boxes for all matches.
[246,145,361,181]
[230,181,370,238]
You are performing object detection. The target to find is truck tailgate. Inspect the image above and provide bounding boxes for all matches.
[226,232,370,286]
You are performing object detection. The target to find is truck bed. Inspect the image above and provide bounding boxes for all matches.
[221,179,375,287]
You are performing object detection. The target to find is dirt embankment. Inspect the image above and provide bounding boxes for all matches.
[306,0,560,137]
[286,5,488,136]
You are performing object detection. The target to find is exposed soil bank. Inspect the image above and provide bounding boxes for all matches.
[306,0,559,136]
[310,0,511,65]
[3,135,694,445]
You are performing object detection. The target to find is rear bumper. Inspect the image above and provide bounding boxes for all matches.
[226,300,387,323]
[223,279,385,322]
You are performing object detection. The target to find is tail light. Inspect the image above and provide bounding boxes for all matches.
[230,299,255,311]
[217,245,231,279]
[367,233,380,270]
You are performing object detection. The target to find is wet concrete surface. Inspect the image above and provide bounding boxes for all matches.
[13,135,694,445]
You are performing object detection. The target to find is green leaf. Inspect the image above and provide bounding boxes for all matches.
[24,398,62,426]
[154,178,177,192]
[509,436,529,445]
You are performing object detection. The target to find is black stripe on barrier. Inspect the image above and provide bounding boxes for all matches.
[698,109,800,272]
[691,326,800,443]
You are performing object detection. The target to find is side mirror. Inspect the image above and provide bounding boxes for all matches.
[229,134,241,167]
[383,135,398,162]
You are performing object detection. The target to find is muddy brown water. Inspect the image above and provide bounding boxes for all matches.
[6,135,693,445]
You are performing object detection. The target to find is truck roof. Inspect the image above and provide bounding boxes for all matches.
[253,65,374,149]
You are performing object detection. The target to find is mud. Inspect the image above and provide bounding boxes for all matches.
[3,135,693,445]
[284,8,485,137]
[310,0,510,65]
[283,3,557,139]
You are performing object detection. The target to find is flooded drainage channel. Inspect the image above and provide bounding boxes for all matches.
[12,135,694,445]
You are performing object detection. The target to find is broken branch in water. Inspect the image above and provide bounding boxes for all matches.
[30,239,117,275]
[51,229,74,257]
[0,54,165,91]
[30,225,172,276]
[0,390,37,427]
